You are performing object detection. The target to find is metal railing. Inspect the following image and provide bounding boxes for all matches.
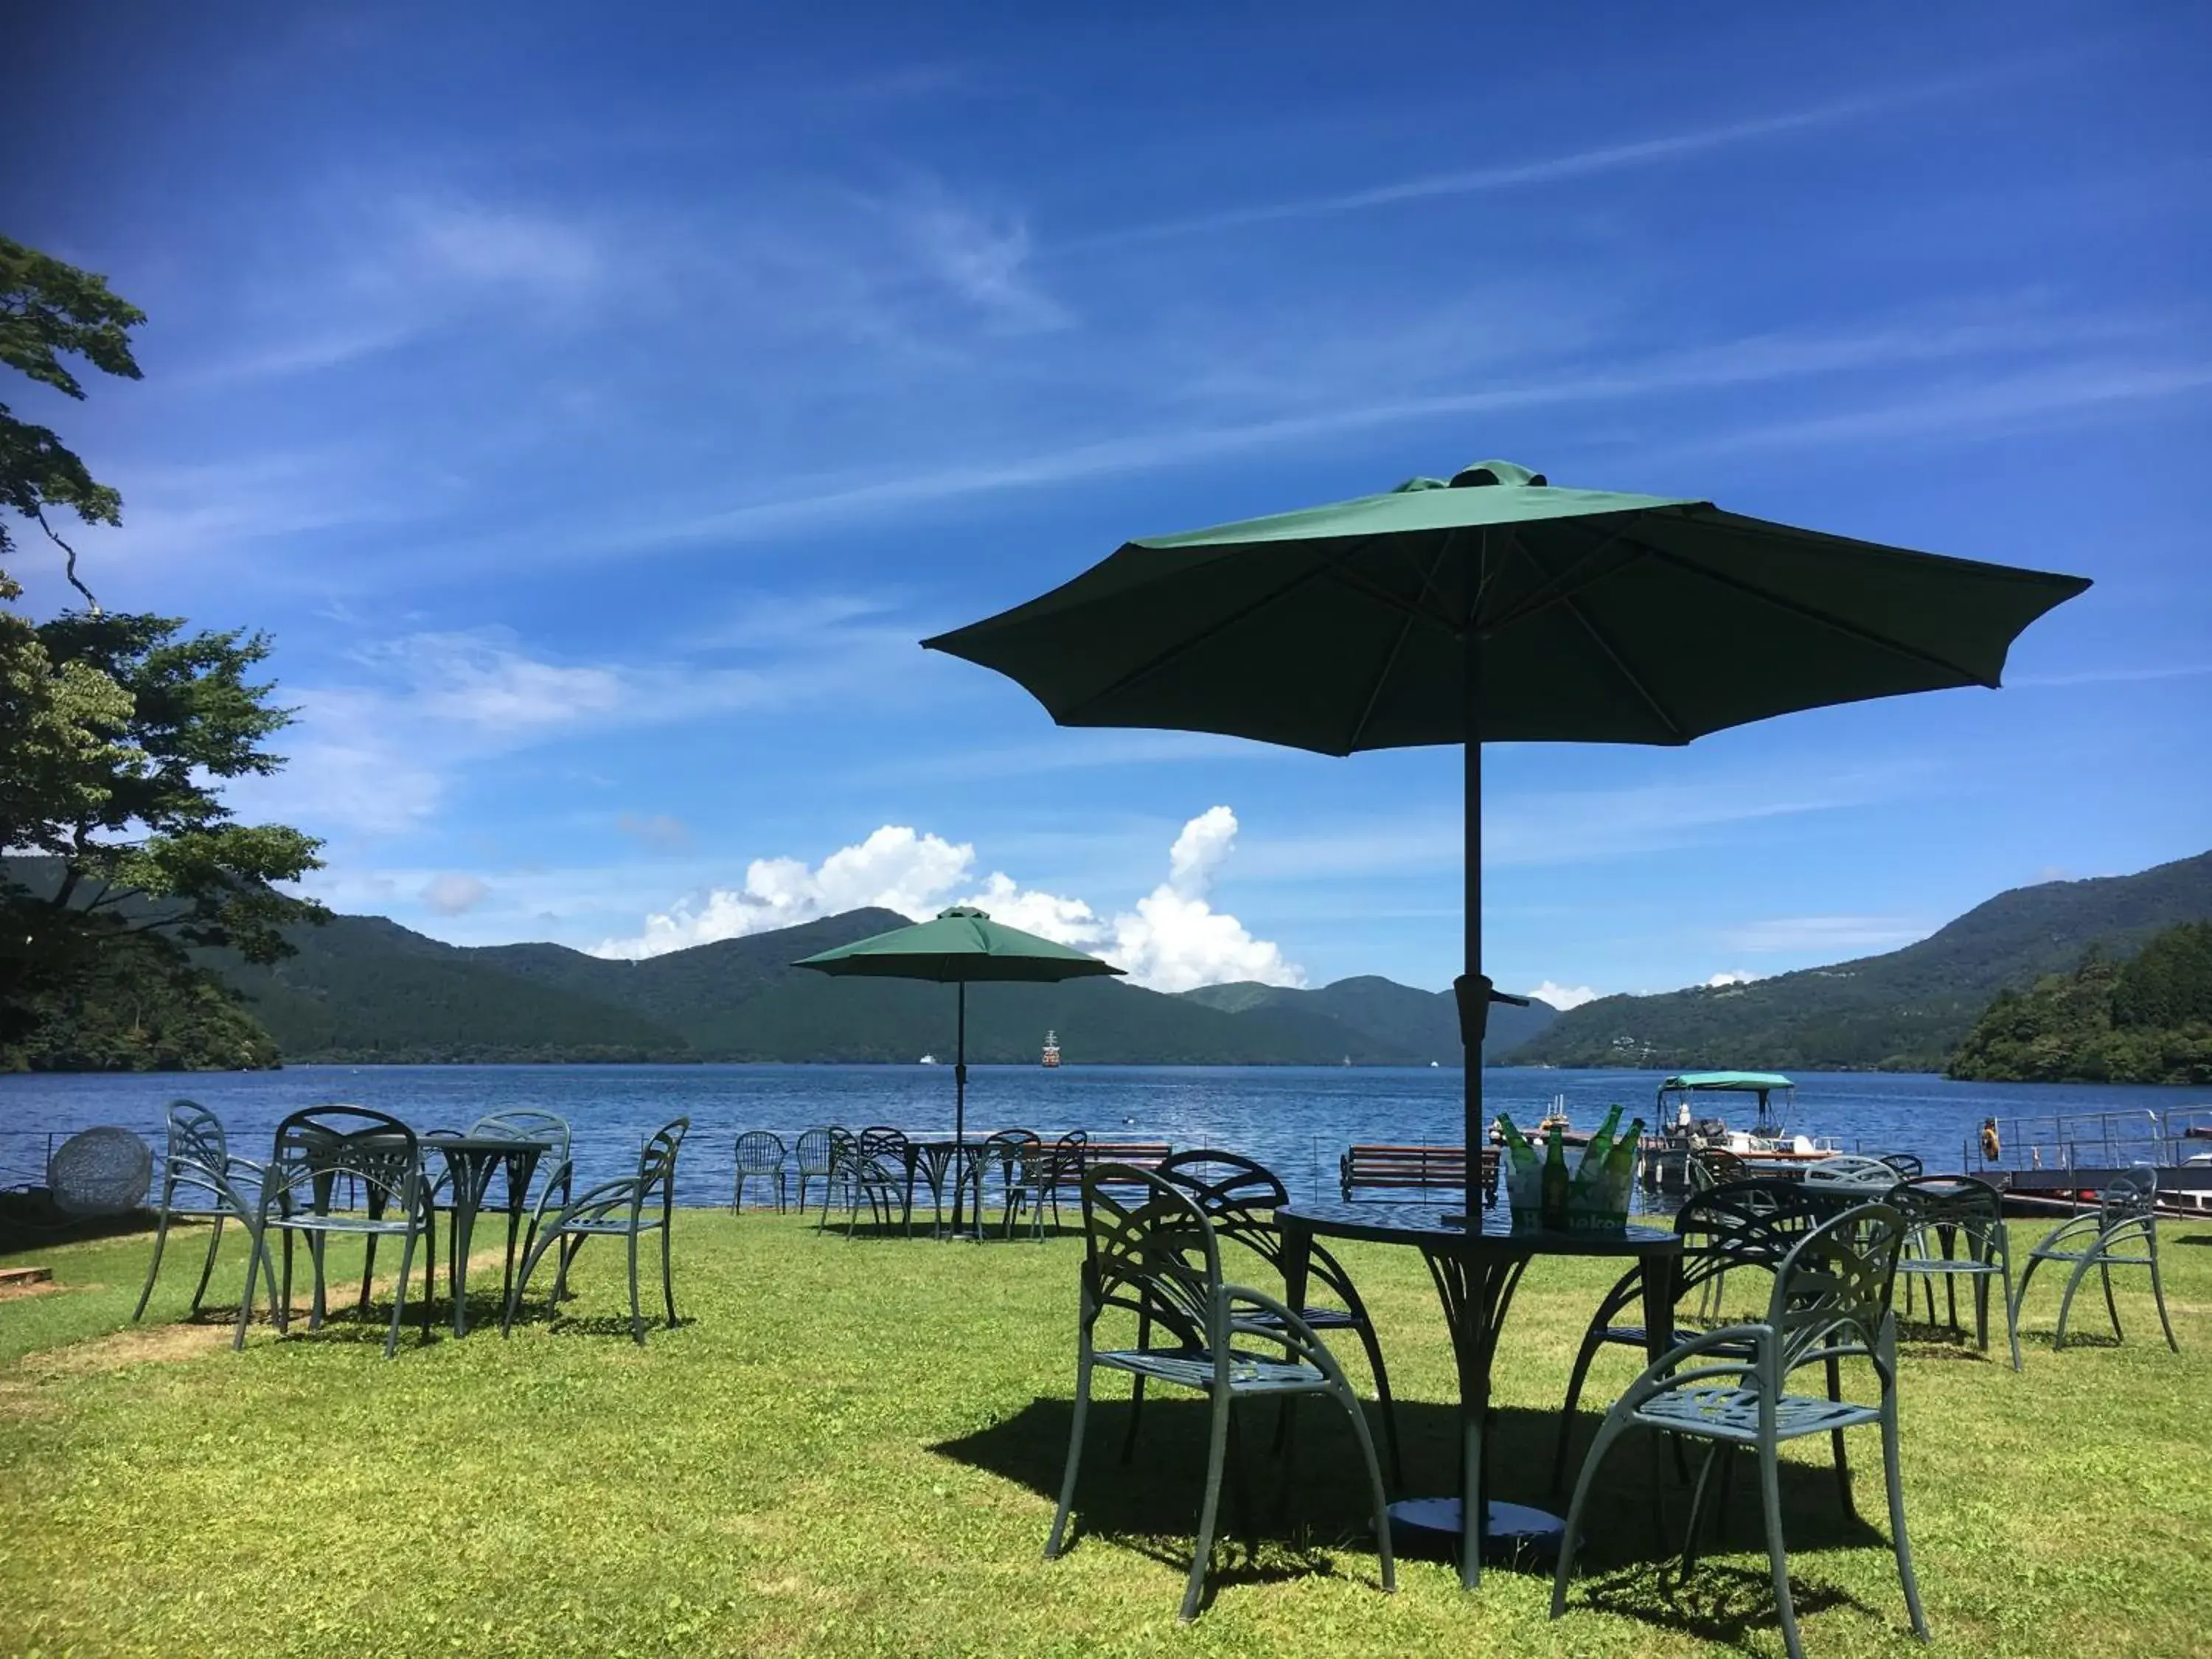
[1964,1107,2212,1175]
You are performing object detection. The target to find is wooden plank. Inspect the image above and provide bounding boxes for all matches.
[0,1265,55,1287]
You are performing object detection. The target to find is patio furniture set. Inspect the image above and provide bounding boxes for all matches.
[134,1101,689,1354]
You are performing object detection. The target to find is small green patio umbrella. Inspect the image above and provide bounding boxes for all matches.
[793,905,1124,1145]
[922,459,2091,1209]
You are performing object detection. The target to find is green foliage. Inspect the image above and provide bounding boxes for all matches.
[0,930,277,1071]
[3,1212,2208,1655]
[1948,923,2212,1084]
[1510,850,2212,1071]
[0,237,327,1061]
[0,232,145,594]
[2112,920,2212,1031]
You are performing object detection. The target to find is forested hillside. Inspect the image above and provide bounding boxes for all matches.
[1504,850,2212,1071]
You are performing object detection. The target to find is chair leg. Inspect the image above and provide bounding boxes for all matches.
[1332,1379,1397,1593]
[732,1172,743,1214]
[232,1216,265,1352]
[1351,1317,1404,1492]
[1180,1384,1233,1623]
[1551,1324,1612,1492]
[502,1228,556,1336]
[1551,1408,1632,1618]
[2149,1237,2181,1353]
[133,1203,174,1322]
[1678,1441,1728,1583]
[661,1222,677,1328]
[1759,1438,1806,1659]
[190,1214,227,1315]
[387,1229,418,1359]
[2054,1251,2100,1349]
[358,1232,378,1316]
[627,1228,644,1346]
[1045,1347,1093,1560]
[1998,1256,2023,1371]
[2100,1261,2124,1342]
[1882,1399,1930,1639]
[1825,1352,1854,1520]
[1121,1307,1152,1464]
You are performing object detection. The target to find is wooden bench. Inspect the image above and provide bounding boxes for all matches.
[1040,1140,1173,1192]
[1340,1144,1500,1207]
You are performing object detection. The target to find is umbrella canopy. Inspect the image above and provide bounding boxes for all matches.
[794,905,1122,1141]
[923,459,2091,1208]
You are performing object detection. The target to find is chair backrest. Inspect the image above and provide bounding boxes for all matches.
[735,1130,786,1175]
[1675,1180,1834,1290]
[2100,1166,2159,1225]
[1045,1128,1088,1185]
[1801,1154,1905,1193]
[1764,1201,1907,1372]
[855,1127,909,1181]
[265,1106,423,1216]
[468,1110,572,1167]
[1079,1164,1225,1354]
[1888,1174,2004,1252]
[981,1128,1043,1179]
[164,1099,229,1170]
[1156,1148,1290,1262]
[796,1127,836,1175]
[1877,1152,1924,1180]
[636,1119,689,1211]
[158,1099,257,1212]
[1690,1146,1747,1190]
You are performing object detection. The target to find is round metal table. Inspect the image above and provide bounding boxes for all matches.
[1274,1200,1682,1590]
[423,1134,551,1335]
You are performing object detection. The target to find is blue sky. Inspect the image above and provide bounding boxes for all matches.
[7,1,2208,1003]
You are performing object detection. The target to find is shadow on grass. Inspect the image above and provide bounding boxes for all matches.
[936,1394,1896,1631]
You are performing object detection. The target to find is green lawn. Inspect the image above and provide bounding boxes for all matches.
[2,1207,2208,1658]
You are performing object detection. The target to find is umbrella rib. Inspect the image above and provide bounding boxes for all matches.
[1639,544,1998,687]
[1478,523,1639,635]
[1557,588,1688,742]
[1057,532,1403,721]
[1344,540,1455,752]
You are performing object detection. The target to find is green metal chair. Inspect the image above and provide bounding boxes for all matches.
[234,1106,437,1358]
[844,1127,917,1237]
[1552,1202,1924,1659]
[134,1100,278,1324]
[1888,1175,2021,1369]
[814,1126,858,1233]
[1041,1128,1088,1230]
[2012,1167,2179,1352]
[502,1117,689,1345]
[1552,1180,1834,1490]
[1046,1164,1395,1623]
[1153,1148,1404,1488]
[979,1128,1046,1240]
[794,1127,838,1214]
[733,1130,788,1213]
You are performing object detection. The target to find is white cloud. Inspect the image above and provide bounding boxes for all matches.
[1703,970,1761,987]
[422,873,491,916]
[1528,980,1600,1011]
[616,813,691,849]
[591,805,1304,992]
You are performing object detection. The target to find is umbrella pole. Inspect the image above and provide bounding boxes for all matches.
[955,980,967,1144]
[1460,620,1488,1220]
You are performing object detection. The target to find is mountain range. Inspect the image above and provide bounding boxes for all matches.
[212,907,1560,1066]
[1508,849,2212,1071]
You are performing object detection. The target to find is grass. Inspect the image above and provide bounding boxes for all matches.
[1,1205,2208,1658]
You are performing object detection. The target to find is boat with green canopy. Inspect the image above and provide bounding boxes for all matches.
[1646,1071,1840,1192]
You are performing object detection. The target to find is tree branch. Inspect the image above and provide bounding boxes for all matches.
[31,506,100,614]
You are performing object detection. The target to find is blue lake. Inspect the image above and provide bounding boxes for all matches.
[4,1063,2205,1210]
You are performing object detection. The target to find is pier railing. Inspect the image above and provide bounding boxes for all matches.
[1966,1106,2212,1177]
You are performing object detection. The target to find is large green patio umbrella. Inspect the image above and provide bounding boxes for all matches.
[793,905,1124,1145]
[922,459,2091,1211]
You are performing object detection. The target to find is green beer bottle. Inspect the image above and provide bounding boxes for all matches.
[1541,1124,1570,1230]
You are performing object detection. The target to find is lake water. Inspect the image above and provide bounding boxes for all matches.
[4,1063,2205,1211]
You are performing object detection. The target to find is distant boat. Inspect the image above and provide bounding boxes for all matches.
[919,1054,939,1065]
[1430,1060,1440,1067]
[1042,1030,1061,1068]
